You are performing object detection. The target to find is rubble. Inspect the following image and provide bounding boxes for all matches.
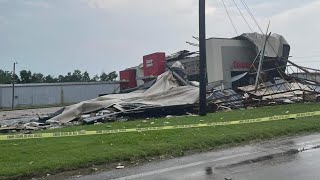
[0,51,319,134]
[207,89,243,109]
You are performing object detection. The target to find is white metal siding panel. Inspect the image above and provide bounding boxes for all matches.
[206,39,224,84]
[62,84,119,103]
[32,85,61,105]
[16,86,33,105]
[0,83,120,108]
[1,87,12,108]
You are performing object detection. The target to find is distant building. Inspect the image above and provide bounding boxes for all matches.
[0,81,120,108]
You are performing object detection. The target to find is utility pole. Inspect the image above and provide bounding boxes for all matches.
[12,62,17,109]
[199,0,207,116]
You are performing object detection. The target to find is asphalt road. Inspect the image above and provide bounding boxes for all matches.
[219,145,320,180]
[68,133,320,180]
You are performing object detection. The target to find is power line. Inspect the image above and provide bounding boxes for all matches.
[232,0,253,32]
[239,0,263,33]
[222,0,238,35]
[231,0,264,48]
[238,0,280,57]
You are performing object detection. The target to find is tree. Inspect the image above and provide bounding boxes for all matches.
[63,72,72,82]
[99,72,108,81]
[44,75,58,83]
[82,71,90,82]
[0,69,12,84]
[100,71,118,81]
[1,68,118,84]
[91,74,99,82]
[71,70,82,82]
[58,75,65,82]
[107,71,118,81]
[20,70,32,83]
[13,74,20,84]
[31,73,44,83]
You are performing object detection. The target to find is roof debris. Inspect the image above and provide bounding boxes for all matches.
[1,33,320,134]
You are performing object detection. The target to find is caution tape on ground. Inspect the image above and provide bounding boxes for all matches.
[1,111,320,141]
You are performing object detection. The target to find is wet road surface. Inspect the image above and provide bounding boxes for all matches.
[218,147,320,180]
[68,134,320,180]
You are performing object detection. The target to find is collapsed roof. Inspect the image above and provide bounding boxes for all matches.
[48,70,200,123]
[234,32,290,59]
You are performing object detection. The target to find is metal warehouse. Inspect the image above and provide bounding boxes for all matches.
[0,82,120,108]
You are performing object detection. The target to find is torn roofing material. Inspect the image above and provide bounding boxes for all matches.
[47,71,199,123]
[234,33,290,59]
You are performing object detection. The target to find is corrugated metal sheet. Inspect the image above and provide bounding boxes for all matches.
[0,82,120,108]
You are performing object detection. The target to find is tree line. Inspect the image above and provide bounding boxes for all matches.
[0,69,118,84]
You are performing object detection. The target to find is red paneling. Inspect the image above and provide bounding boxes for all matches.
[120,69,137,90]
[143,52,166,77]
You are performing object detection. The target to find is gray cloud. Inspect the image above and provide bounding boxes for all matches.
[22,0,51,8]
[270,0,320,67]
[0,0,319,76]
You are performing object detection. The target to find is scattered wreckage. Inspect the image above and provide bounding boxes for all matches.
[1,61,319,133]
[0,63,202,132]
[1,33,320,133]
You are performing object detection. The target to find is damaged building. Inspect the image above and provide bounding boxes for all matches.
[120,33,290,91]
[1,32,319,132]
[43,32,318,124]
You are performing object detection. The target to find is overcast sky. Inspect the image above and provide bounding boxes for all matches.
[1,0,320,76]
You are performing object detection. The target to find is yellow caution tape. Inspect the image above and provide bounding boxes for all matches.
[1,111,320,141]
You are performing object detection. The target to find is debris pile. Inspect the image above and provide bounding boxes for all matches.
[221,59,320,108]
[1,59,319,133]
[1,33,320,133]
[46,66,200,125]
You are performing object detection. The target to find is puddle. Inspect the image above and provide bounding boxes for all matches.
[216,149,299,169]
[299,144,320,152]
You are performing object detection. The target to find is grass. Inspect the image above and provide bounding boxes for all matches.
[0,103,320,179]
[42,103,320,133]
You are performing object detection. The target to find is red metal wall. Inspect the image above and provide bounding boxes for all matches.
[120,69,137,90]
[143,52,166,77]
